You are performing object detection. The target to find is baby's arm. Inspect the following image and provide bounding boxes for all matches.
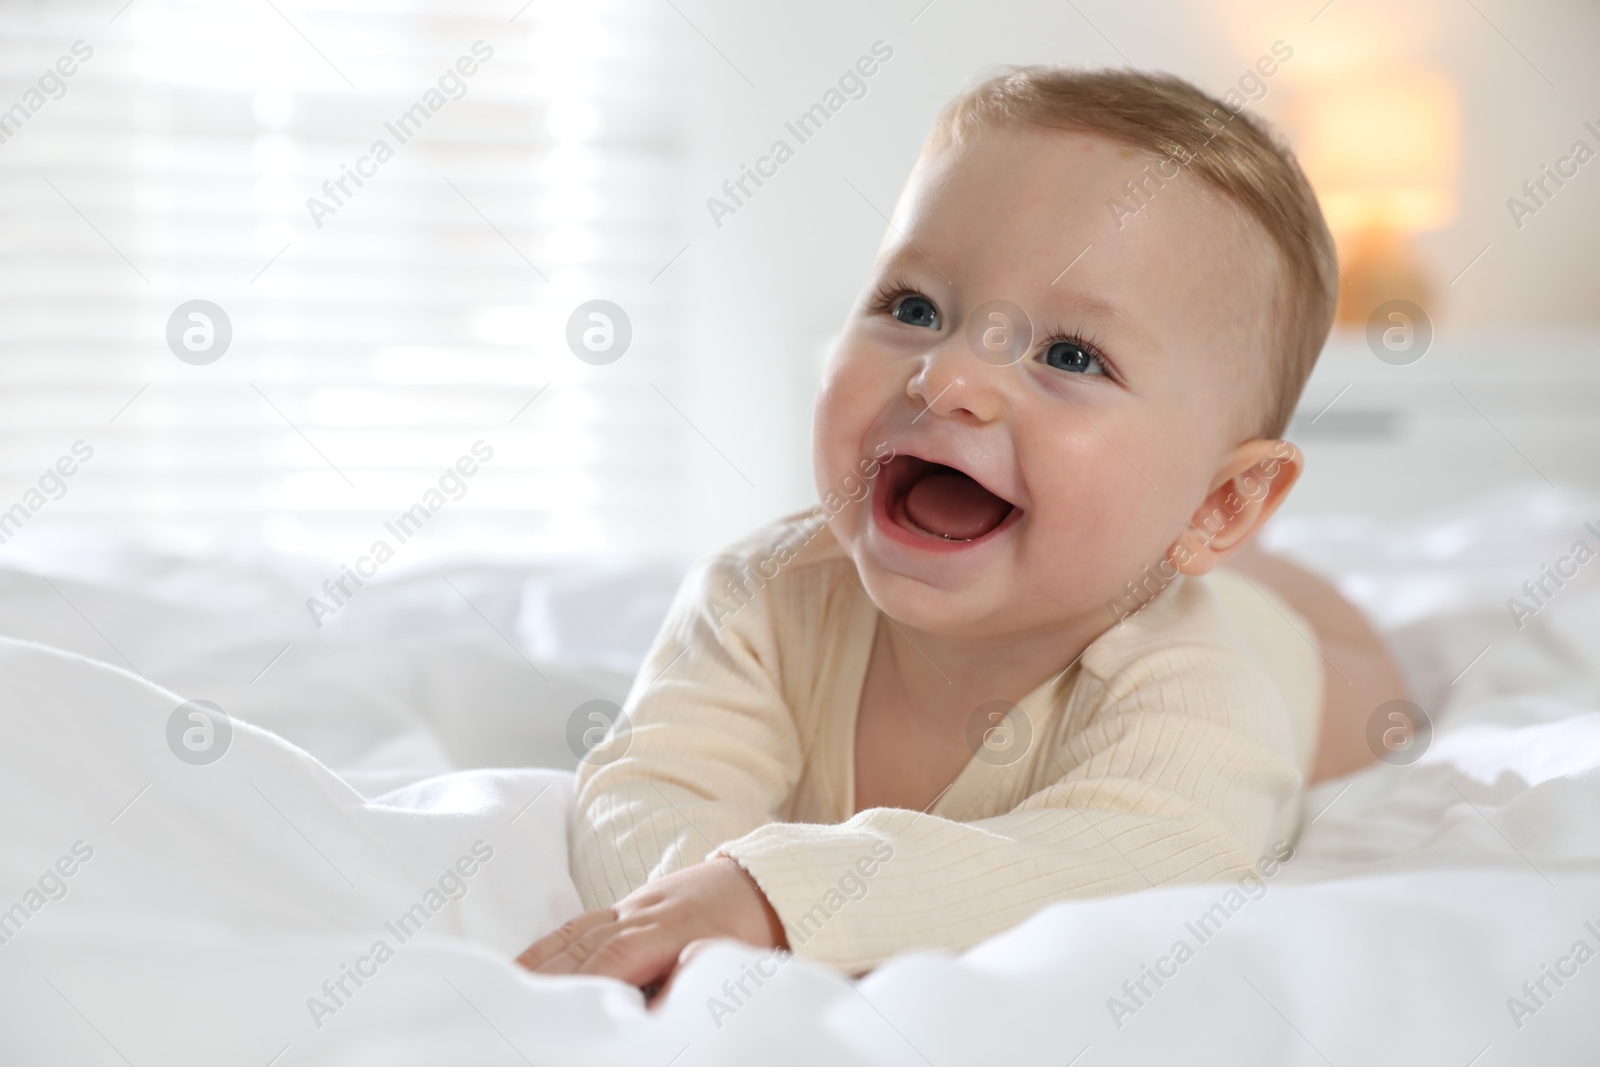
[715,639,1300,972]
[520,554,1301,981]
[567,552,808,904]
[518,553,807,986]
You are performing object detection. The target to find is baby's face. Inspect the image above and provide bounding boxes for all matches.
[815,126,1282,639]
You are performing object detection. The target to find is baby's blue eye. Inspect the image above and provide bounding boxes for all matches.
[892,295,940,330]
[1041,340,1105,375]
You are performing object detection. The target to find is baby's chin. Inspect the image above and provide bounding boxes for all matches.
[850,555,1033,637]
[844,516,1130,641]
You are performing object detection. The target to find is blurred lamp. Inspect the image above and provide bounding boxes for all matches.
[1295,71,1459,325]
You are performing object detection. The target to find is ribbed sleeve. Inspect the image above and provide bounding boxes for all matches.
[570,550,804,910]
[718,646,1301,971]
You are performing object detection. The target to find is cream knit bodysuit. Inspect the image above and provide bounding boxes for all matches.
[571,512,1322,973]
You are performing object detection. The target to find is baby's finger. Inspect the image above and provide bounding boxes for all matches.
[515,908,615,971]
[533,916,636,976]
[575,923,681,987]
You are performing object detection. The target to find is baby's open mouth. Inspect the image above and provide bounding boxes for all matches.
[881,455,1019,543]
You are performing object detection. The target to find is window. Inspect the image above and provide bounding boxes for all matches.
[0,0,690,561]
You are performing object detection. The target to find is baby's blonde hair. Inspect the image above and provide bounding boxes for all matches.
[928,66,1338,440]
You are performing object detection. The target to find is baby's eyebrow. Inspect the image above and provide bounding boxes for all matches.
[1053,291,1127,326]
[878,248,952,292]
[1042,288,1162,355]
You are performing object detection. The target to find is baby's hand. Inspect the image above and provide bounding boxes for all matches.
[515,857,786,996]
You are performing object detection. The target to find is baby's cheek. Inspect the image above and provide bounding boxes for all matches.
[812,388,856,473]
[816,354,887,451]
[1025,458,1175,588]
[812,389,868,502]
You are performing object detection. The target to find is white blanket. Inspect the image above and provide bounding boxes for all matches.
[3,486,1600,1065]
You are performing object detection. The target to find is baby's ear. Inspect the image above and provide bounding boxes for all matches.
[1168,440,1301,576]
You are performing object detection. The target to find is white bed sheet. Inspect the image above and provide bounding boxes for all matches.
[1,484,1598,1065]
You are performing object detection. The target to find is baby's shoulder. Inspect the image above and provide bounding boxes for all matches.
[1076,572,1278,701]
[1069,571,1310,759]
[704,508,848,575]
[681,509,861,632]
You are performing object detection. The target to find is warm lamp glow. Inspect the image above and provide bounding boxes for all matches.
[1296,71,1460,235]
[1293,70,1460,325]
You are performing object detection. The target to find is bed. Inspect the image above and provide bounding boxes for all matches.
[1,483,1597,1065]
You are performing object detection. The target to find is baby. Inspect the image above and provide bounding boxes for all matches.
[518,67,1400,990]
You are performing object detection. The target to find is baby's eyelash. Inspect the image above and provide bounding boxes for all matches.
[868,273,924,316]
[1039,324,1119,380]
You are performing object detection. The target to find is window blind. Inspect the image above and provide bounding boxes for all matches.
[0,0,690,561]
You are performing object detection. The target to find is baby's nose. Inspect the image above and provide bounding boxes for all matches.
[906,341,1007,423]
